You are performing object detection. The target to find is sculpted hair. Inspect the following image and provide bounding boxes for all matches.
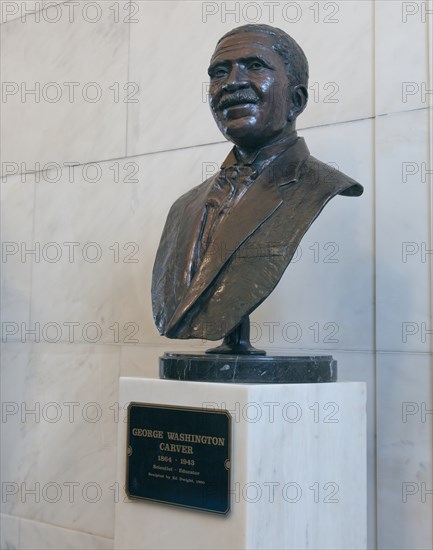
[217,24,309,89]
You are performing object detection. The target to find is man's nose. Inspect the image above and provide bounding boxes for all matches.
[221,65,249,93]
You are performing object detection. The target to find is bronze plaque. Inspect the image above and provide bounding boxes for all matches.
[126,403,231,514]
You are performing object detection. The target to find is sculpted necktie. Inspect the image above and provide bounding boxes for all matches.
[198,165,258,263]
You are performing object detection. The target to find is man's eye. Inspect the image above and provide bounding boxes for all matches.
[248,61,265,70]
[210,67,228,79]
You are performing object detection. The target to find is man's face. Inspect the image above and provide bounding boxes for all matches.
[208,32,293,149]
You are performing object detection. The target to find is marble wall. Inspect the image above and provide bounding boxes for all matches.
[1,1,432,549]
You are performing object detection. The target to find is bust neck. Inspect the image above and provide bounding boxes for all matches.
[234,130,299,167]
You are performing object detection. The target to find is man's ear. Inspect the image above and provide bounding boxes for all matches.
[288,85,308,121]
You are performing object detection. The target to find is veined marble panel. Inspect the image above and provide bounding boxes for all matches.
[335,350,376,550]
[127,0,374,156]
[0,1,129,174]
[0,1,72,24]
[29,142,231,346]
[0,343,31,506]
[19,516,113,549]
[375,0,430,116]
[376,351,432,550]
[1,173,35,328]
[0,513,114,549]
[0,342,120,539]
[375,108,432,353]
[1,1,41,24]
[0,514,20,550]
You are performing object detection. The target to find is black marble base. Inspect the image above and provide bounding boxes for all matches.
[159,353,337,383]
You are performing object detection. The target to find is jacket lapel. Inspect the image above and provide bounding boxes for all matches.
[199,169,283,271]
[166,138,310,335]
[172,178,214,291]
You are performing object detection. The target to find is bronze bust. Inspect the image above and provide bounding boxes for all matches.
[152,24,363,353]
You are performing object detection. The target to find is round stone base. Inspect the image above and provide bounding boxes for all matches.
[159,353,337,383]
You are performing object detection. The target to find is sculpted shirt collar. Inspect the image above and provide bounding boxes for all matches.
[221,133,304,173]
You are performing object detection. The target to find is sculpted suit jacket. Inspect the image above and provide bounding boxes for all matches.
[152,137,363,340]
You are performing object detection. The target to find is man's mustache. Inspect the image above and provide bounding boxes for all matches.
[218,91,259,110]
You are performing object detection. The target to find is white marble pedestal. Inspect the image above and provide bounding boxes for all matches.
[114,378,366,550]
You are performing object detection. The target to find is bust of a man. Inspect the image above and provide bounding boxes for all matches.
[152,24,363,345]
